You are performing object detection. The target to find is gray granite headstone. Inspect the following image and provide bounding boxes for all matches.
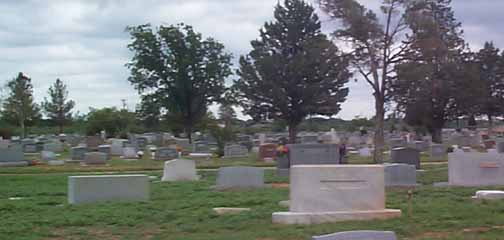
[288,144,340,165]
[216,167,264,189]
[83,152,107,165]
[276,155,290,177]
[98,145,111,159]
[43,142,63,153]
[155,147,178,160]
[193,141,211,153]
[430,144,447,161]
[122,147,139,159]
[497,140,504,153]
[312,231,397,240]
[384,164,417,187]
[390,147,420,169]
[389,138,406,149]
[223,144,248,158]
[0,145,24,162]
[71,146,88,160]
[41,151,57,162]
[23,143,38,153]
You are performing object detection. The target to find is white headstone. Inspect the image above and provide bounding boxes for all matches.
[272,165,401,224]
[161,159,198,181]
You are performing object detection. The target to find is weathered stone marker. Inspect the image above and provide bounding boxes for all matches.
[68,175,149,204]
[272,165,401,224]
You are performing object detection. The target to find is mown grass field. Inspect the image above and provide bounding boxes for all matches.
[2,154,504,239]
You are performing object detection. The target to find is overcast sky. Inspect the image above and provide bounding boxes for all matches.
[0,0,502,120]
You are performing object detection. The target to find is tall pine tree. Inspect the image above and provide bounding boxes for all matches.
[42,78,75,133]
[235,0,351,143]
[393,0,467,143]
[3,72,40,138]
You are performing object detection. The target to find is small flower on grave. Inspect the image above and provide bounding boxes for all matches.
[276,145,289,157]
[176,145,183,153]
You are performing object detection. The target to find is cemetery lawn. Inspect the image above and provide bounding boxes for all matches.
[3,165,504,239]
[0,153,446,175]
[0,152,276,174]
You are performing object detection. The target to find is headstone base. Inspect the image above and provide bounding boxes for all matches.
[272,209,401,225]
[276,168,289,177]
[472,190,504,200]
[0,161,28,167]
[48,160,65,166]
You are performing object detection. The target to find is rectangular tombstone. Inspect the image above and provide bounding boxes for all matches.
[223,144,248,158]
[216,167,264,189]
[389,138,406,149]
[71,146,88,160]
[497,140,504,153]
[358,147,372,157]
[85,136,103,150]
[83,152,107,165]
[430,144,447,161]
[110,139,128,156]
[98,145,111,159]
[0,140,11,149]
[161,159,198,181]
[68,175,149,204]
[43,142,64,153]
[41,151,57,162]
[155,147,179,161]
[276,155,290,177]
[312,231,397,240]
[449,152,504,186]
[290,165,385,212]
[193,141,211,153]
[273,165,401,224]
[23,143,38,153]
[259,143,277,161]
[288,144,340,166]
[384,164,417,187]
[390,147,420,169]
[122,147,139,159]
[0,145,24,162]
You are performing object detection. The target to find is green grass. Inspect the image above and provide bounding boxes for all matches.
[2,165,504,239]
[3,150,447,175]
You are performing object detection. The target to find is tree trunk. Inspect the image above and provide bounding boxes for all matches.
[373,98,385,164]
[58,122,63,134]
[431,117,444,144]
[20,120,26,139]
[488,114,493,131]
[288,124,298,144]
[432,127,442,144]
[186,125,193,144]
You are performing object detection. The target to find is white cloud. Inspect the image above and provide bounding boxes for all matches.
[0,0,501,121]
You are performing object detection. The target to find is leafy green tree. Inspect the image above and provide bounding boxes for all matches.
[42,78,75,133]
[86,107,138,137]
[235,0,351,143]
[317,0,410,163]
[126,23,232,143]
[136,94,161,131]
[473,42,504,127]
[2,72,41,138]
[393,0,468,143]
